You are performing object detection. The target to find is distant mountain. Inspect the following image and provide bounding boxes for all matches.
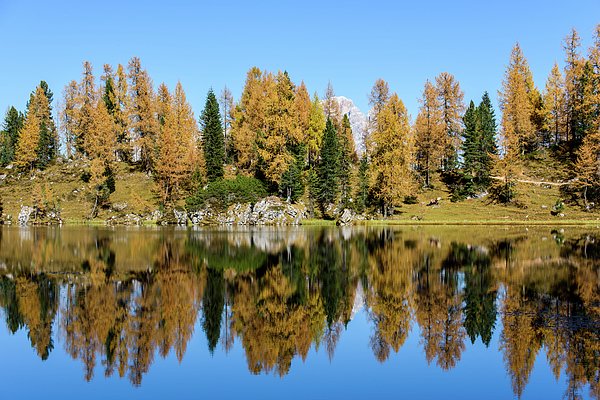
[335,96,369,155]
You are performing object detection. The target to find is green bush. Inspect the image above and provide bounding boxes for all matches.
[185,176,267,212]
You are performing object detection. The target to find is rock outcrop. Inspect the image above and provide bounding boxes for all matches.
[337,208,366,225]
[106,213,143,226]
[188,197,308,226]
[17,206,33,225]
[17,206,62,225]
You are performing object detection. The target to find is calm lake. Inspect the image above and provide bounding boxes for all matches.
[1,225,599,399]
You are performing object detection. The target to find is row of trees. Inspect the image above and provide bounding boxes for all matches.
[1,24,599,215]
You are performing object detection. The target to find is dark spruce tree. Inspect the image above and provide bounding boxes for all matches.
[0,106,24,166]
[200,89,225,183]
[317,117,340,210]
[455,92,498,200]
[476,91,498,185]
[102,76,118,116]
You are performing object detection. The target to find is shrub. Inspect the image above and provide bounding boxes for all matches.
[185,176,267,212]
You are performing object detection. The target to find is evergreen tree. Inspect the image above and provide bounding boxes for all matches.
[29,83,57,168]
[102,75,118,116]
[317,118,340,208]
[461,101,478,177]
[200,88,225,183]
[307,165,319,218]
[476,92,498,185]
[280,158,304,203]
[0,106,24,166]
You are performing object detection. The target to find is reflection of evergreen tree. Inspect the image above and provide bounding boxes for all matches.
[202,267,224,354]
[444,242,498,347]
[0,277,24,333]
[280,245,307,305]
[314,235,342,326]
[34,275,59,360]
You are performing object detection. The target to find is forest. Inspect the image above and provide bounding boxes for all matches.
[0,25,599,221]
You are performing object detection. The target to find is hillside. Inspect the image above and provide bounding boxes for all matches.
[0,148,597,225]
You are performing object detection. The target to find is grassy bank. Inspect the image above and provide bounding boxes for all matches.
[0,150,598,225]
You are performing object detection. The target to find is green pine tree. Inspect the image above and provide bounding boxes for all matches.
[103,76,118,116]
[280,158,304,203]
[0,106,24,166]
[200,89,225,183]
[476,92,498,187]
[307,165,319,218]
[317,118,340,209]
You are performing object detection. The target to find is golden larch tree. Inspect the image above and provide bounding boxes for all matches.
[219,85,234,158]
[60,80,80,158]
[322,80,342,128]
[128,57,159,172]
[435,72,465,169]
[414,79,443,187]
[305,92,325,167]
[77,61,97,156]
[366,78,391,155]
[258,71,299,186]
[369,93,414,218]
[498,42,535,155]
[543,61,566,144]
[562,28,585,141]
[231,67,267,175]
[114,63,130,161]
[16,110,40,172]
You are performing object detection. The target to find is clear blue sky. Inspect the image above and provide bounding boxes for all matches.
[1,0,599,129]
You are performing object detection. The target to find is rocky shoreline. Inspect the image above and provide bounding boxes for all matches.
[13,196,366,227]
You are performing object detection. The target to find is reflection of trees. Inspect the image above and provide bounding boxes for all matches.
[6,225,600,394]
[448,242,497,347]
[367,236,414,362]
[498,288,544,399]
[202,267,224,355]
[16,275,59,360]
[416,253,466,370]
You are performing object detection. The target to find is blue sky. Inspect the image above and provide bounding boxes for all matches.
[1,0,599,129]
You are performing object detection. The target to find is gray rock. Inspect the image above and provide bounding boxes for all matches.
[18,206,34,225]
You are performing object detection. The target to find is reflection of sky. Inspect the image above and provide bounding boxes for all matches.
[0,301,570,399]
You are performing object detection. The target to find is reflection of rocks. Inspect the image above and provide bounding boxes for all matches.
[188,197,308,226]
[350,280,365,321]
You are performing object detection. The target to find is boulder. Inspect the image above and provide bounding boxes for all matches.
[188,197,308,226]
[17,206,34,225]
[106,213,142,226]
[336,208,366,226]
[157,208,188,225]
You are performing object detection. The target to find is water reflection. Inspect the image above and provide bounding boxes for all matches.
[1,225,600,398]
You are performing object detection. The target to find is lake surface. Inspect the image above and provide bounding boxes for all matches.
[1,225,599,399]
